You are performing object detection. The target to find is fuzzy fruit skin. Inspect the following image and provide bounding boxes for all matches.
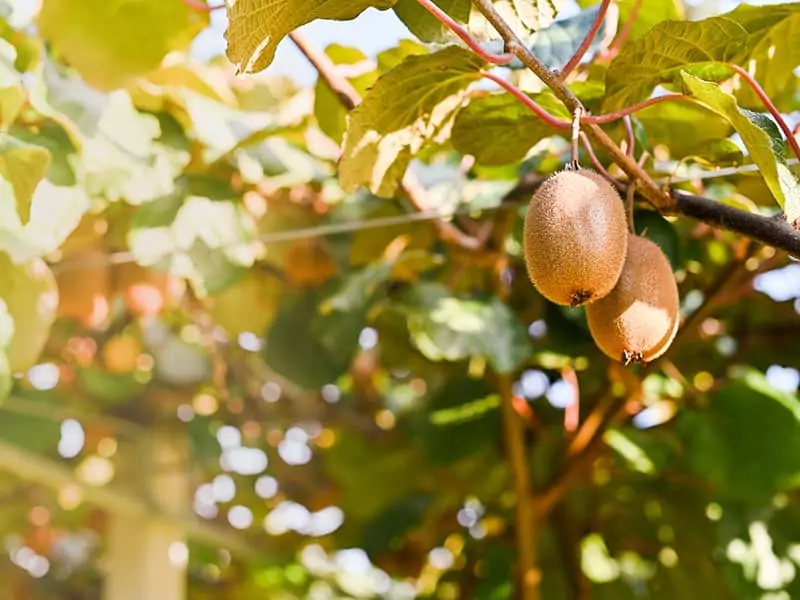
[586,235,680,364]
[524,168,628,306]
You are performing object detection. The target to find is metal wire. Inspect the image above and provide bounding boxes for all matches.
[52,157,800,274]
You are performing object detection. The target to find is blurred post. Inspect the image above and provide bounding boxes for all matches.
[103,427,191,600]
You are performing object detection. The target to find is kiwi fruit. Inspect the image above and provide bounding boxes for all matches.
[523,168,628,306]
[586,234,680,364]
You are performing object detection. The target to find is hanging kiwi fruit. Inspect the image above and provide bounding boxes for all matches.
[586,234,680,364]
[523,168,628,307]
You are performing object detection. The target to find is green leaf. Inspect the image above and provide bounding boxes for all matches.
[128,193,257,296]
[677,367,800,502]
[614,0,684,42]
[361,493,432,555]
[225,0,394,74]
[375,39,429,72]
[403,283,532,373]
[263,289,359,390]
[603,17,748,111]
[680,72,800,220]
[634,99,733,160]
[452,91,569,165]
[313,45,377,144]
[339,46,485,197]
[415,376,501,464]
[38,0,208,90]
[393,0,470,43]
[725,2,800,110]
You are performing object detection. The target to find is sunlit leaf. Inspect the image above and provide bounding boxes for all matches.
[603,18,748,111]
[38,0,207,90]
[339,46,485,197]
[128,193,257,296]
[225,0,394,74]
[725,2,800,110]
[680,72,800,220]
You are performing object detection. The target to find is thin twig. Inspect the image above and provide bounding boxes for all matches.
[288,31,483,251]
[499,374,541,600]
[559,0,612,79]
[415,0,513,65]
[728,63,800,161]
[623,115,635,158]
[584,94,689,124]
[579,131,624,190]
[570,107,583,169]
[479,72,569,129]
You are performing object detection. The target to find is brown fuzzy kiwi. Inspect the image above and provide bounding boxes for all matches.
[523,168,628,306]
[586,234,680,364]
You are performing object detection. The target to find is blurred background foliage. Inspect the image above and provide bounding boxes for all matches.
[0,0,796,598]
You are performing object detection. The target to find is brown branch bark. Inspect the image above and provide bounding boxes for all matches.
[499,175,800,258]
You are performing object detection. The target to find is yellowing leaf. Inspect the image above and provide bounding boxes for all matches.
[681,72,800,221]
[725,2,800,110]
[38,0,207,90]
[0,136,50,223]
[0,253,58,373]
[225,0,394,75]
[339,47,484,197]
[603,18,748,111]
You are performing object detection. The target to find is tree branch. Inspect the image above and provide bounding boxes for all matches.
[287,31,483,251]
[500,174,800,258]
[471,0,675,212]
[671,191,800,257]
[499,374,541,600]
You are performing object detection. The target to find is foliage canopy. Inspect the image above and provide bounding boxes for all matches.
[0,0,798,598]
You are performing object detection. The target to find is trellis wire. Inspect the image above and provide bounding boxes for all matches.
[52,157,800,274]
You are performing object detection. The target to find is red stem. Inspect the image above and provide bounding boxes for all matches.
[179,0,225,10]
[728,63,800,161]
[579,131,625,191]
[623,115,634,158]
[608,0,643,54]
[559,0,612,79]
[583,94,688,124]
[479,72,570,129]
[416,0,514,65]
